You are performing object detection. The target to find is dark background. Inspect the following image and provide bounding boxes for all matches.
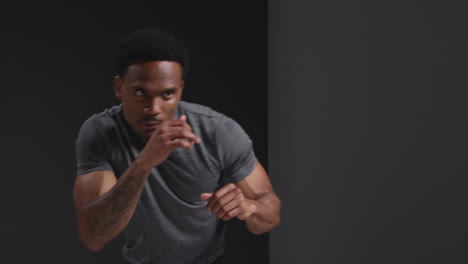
[269,0,468,264]
[3,1,468,264]
[0,1,267,263]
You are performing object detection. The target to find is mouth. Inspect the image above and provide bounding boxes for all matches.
[142,121,161,131]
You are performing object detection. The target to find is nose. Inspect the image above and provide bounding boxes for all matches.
[144,97,163,115]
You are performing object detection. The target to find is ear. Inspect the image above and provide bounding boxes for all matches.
[114,76,123,99]
[180,80,185,90]
[178,80,185,98]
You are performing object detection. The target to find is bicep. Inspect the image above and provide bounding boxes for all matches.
[235,162,273,199]
[73,170,117,209]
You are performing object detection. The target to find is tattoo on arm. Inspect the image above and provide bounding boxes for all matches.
[84,165,149,236]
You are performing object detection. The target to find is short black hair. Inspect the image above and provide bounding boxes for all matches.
[115,29,190,79]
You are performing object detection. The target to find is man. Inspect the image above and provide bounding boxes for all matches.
[73,29,280,264]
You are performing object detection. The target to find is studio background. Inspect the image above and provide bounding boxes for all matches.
[269,0,468,263]
[0,1,267,263]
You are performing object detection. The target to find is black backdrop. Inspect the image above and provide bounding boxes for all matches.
[0,1,267,263]
[4,1,467,264]
[269,1,468,263]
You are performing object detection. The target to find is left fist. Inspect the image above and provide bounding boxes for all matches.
[200,183,256,221]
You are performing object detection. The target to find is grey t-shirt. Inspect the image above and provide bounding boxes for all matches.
[75,101,257,264]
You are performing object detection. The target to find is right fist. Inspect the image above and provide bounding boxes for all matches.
[136,115,200,170]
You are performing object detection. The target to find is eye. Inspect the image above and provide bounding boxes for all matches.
[135,88,146,97]
[162,90,175,99]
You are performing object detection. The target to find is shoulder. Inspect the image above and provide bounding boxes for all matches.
[178,101,223,119]
[77,105,122,140]
[75,106,121,176]
[178,101,247,135]
[82,105,122,128]
[177,101,226,130]
[79,105,122,130]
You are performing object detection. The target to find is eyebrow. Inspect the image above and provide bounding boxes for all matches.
[130,85,147,90]
[161,88,177,93]
[130,86,178,95]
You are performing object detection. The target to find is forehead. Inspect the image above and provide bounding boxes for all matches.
[123,61,183,84]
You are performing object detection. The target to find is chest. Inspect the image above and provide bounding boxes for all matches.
[155,147,222,203]
[111,141,223,205]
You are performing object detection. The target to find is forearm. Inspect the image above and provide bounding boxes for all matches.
[77,160,150,251]
[245,192,281,235]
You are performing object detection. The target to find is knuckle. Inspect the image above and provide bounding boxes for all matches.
[182,131,191,138]
[153,128,162,135]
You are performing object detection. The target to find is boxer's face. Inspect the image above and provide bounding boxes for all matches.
[114,61,184,139]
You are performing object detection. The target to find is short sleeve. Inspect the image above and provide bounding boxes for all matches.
[75,117,113,176]
[215,115,258,183]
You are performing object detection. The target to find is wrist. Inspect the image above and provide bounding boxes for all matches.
[133,156,154,174]
[246,199,258,220]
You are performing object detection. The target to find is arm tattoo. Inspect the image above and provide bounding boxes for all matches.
[85,165,148,236]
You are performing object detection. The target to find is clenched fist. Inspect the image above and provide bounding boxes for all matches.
[200,183,256,221]
[136,115,200,170]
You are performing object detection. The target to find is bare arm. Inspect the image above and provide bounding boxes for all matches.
[201,162,281,235]
[73,162,150,251]
[236,163,281,234]
[73,115,200,251]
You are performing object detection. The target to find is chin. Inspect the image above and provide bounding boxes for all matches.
[143,131,154,139]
